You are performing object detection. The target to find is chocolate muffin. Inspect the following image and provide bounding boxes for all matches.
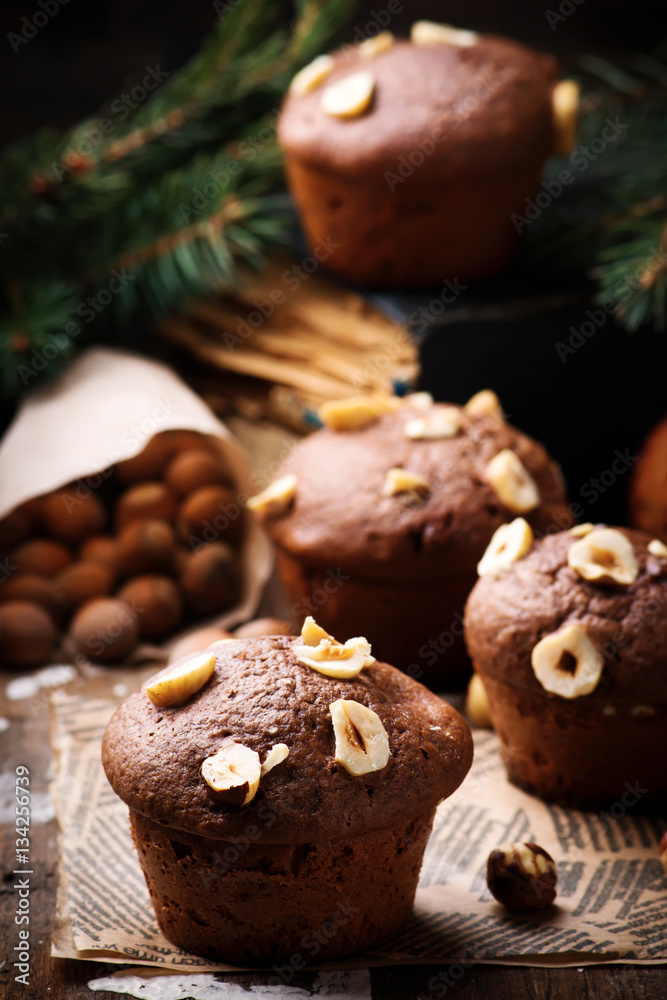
[279,22,565,287]
[102,626,473,964]
[247,391,572,686]
[465,523,667,808]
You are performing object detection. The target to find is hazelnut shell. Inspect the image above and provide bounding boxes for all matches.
[12,539,73,578]
[115,483,176,530]
[117,575,183,639]
[180,542,239,615]
[164,449,231,497]
[56,561,114,610]
[41,489,106,543]
[178,486,242,545]
[0,600,57,667]
[70,597,140,662]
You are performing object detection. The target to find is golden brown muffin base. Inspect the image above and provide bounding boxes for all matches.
[130,807,435,965]
[285,160,546,287]
[276,549,474,687]
[480,673,667,810]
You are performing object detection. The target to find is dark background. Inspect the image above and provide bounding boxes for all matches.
[1,0,666,147]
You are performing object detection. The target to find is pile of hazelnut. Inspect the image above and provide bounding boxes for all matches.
[0,431,245,668]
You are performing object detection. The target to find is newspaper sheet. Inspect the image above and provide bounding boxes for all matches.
[51,684,667,971]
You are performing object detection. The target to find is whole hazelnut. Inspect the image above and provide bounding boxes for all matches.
[116,519,176,577]
[117,575,183,639]
[178,486,243,545]
[12,539,73,577]
[0,600,58,667]
[0,507,33,549]
[70,597,140,662]
[115,482,176,530]
[660,831,667,876]
[164,449,231,497]
[180,542,239,615]
[168,430,213,453]
[55,561,114,611]
[80,535,119,575]
[0,573,64,620]
[234,618,295,639]
[168,626,235,663]
[486,842,558,911]
[41,489,106,543]
[115,434,176,484]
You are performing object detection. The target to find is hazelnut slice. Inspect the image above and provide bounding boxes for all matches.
[295,617,375,679]
[531,624,604,698]
[487,842,558,911]
[359,31,394,58]
[261,743,290,775]
[411,20,479,47]
[404,391,434,410]
[404,406,461,440]
[465,673,493,729]
[552,80,580,156]
[570,522,595,537]
[567,528,638,586]
[486,450,540,513]
[648,538,667,559]
[382,467,430,498]
[320,70,375,119]
[300,615,331,646]
[318,394,400,431]
[477,518,534,577]
[145,652,216,707]
[289,54,335,97]
[330,699,390,776]
[201,743,261,806]
[464,389,503,419]
[247,473,297,518]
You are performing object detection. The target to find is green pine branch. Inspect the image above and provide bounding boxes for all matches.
[524,65,667,332]
[0,0,354,398]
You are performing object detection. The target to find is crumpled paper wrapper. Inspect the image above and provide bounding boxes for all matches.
[0,347,273,646]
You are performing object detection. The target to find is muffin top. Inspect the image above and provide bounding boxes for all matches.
[465,525,667,702]
[253,393,571,582]
[102,631,473,843]
[279,29,557,180]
